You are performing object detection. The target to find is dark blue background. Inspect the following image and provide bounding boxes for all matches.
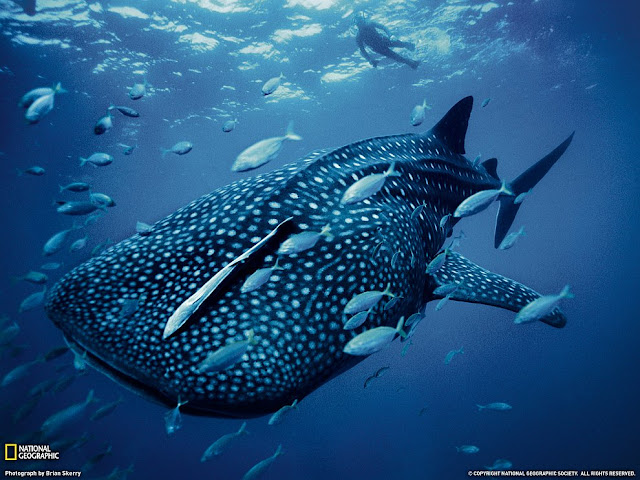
[1,0,638,478]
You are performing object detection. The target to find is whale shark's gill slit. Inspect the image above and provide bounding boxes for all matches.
[163,217,296,339]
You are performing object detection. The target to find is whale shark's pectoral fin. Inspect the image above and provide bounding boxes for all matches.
[426,251,566,328]
[163,217,295,339]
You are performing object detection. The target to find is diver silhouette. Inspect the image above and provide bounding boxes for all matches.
[354,13,419,70]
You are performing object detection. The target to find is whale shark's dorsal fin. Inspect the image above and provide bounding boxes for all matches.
[429,96,473,155]
[427,251,566,328]
[163,217,295,339]
[481,158,499,180]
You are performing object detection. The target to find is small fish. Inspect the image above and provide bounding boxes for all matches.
[343,316,406,356]
[59,182,90,193]
[222,118,237,132]
[120,296,144,319]
[16,166,45,176]
[344,309,371,330]
[453,182,513,218]
[401,339,412,357]
[90,396,124,421]
[162,141,193,157]
[28,378,58,397]
[49,432,90,454]
[277,224,332,256]
[486,459,513,471]
[242,445,284,480]
[444,346,464,365]
[425,249,448,274]
[439,213,451,228]
[128,79,148,100]
[363,366,389,388]
[164,397,188,435]
[0,322,20,345]
[514,285,573,324]
[14,271,48,285]
[448,230,467,250]
[136,221,152,235]
[41,390,97,438]
[57,201,101,216]
[196,330,257,373]
[113,105,140,117]
[435,294,451,311]
[410,203,425,221]
[261,73,285,96]
[73,350,88,371]
[118,143,136,155]
[1,357,44,387]
[472,154,482,166]
[52,374,78,393]
[19,83,64,108]
[201,422,248,462]
[105,464,134,480]
[481,97,491,108]
[405,313,423,328]
[476,402,512,411]
[341,162,400,205]
[80,153,114,167]
[94,110,113,135]
[90,192,116,207]
[390,251,400,268]
[40,262,63,270]
[69,236,88,252]
[241,259,283,293]
[432,282,461,296]
[19,288,46,313]
[498,226,525,250]
[268,398,298,426]
[13,393,43,423]
[24,83,65,123]
[44,346,70,361]
[410,99,430,126]
[344,283,394,315]
[84,211,105,227]
[91,238,113,256]
[514,189,532,205]
[232,122,302,172]
[456,445,479,454]
[384,296,400,310]
[82,444,112,472]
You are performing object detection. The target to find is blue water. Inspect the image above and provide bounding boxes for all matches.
[1,0,639,478]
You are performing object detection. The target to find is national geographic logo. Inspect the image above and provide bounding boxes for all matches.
[4,444,60,461]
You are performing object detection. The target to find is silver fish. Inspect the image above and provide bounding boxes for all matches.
[222,118,237,132]
[201,422,248,461]
[343,316,406,356]
[261,73,284,96]
[344,283,394,315]
[277,224,332,255]
[476,402,512,411]
[453,182,512,218]
[410,99,430,126]
[41,390,97,438]
[80,153,113,167]
[232,122,301,172]
[19,288,46,313]
[444,346,463,365]
[162,141,193,157]
[340,162,400,205]
[514,285,573,325]
[164,397,187,435]
[242,445,284,480]
[196,330,257,373]
[268,398,298,426]
[498,226,525,250]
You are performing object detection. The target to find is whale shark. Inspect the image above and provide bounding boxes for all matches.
[45,97,573,417]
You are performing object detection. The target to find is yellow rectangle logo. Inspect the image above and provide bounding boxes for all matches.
[5,444,17,460]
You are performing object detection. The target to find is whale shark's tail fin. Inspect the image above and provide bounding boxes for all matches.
[494,132,574,248]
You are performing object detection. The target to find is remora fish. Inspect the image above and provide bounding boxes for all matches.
[45,97,573,418]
